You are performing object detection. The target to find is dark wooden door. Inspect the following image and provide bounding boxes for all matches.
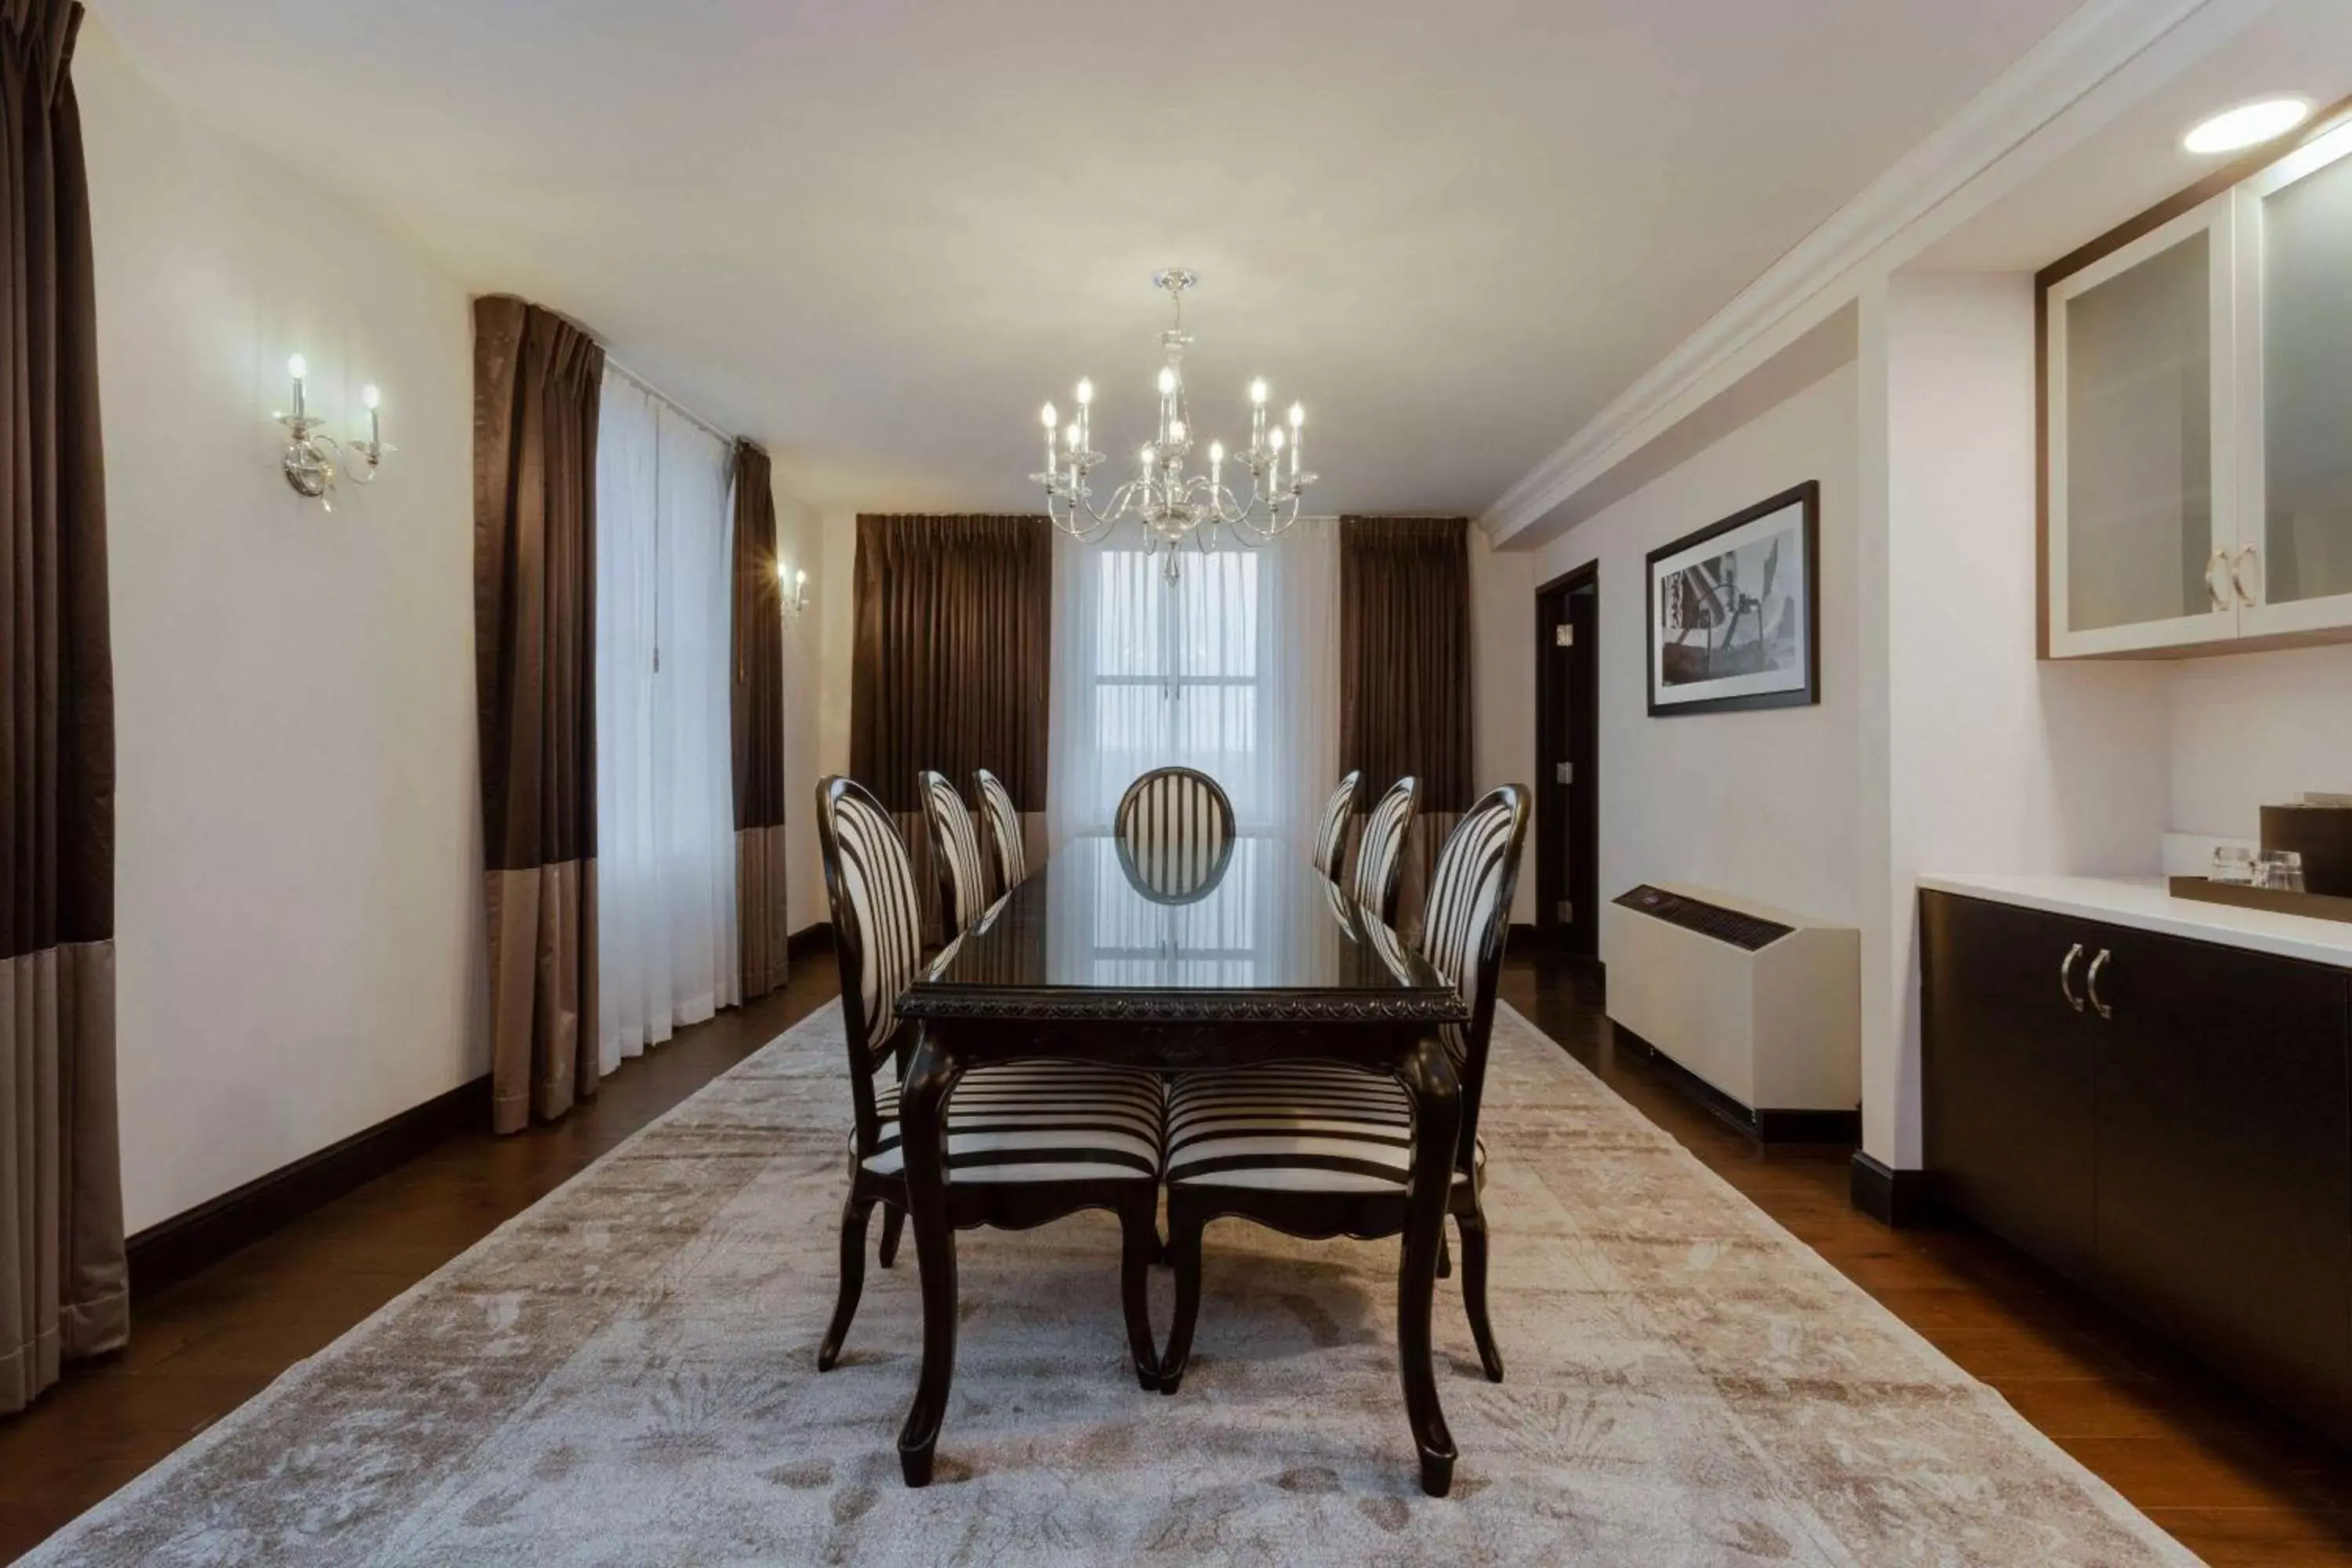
[2088,926,2352,1419]
[1920,892,2098,1286]
[1534,566,1598,961]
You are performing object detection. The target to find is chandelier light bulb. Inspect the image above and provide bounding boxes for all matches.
[1141,444,1156,468]
[1041,401,1058,428]
[796,568,807,589]
[1169,419,1186,444]
[1076,378,1094,405]
[1210,440,1225,465]
[287,353,307,381]
[775,560,789,582]
[1068,423,1083,449]
[1157,367,1177,396]
[1250,378,1268,405]
[1269,427,1285,452]
[362,384,381,410]
[1288,402,1304,429]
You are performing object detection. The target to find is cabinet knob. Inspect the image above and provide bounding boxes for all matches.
[2060,942,2086,1013]
[2205,549,2231,612]
[2086,947,2114,1020]
[2232,544,2261,609]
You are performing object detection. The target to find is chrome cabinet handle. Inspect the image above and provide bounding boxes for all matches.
[2086,948,2113,1020]
[2060,942,2085,1013]
[2233,544,2260,608]
[2205,549,2231,612]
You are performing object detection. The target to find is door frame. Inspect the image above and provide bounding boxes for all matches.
[1534,561,1599,962]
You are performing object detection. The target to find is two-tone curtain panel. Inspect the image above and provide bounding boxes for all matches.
[1,0,126,1415]
[1339,516,1473,941]
[729,441,789,1000]
[850,515,1051,942]
[474,296,604,1134]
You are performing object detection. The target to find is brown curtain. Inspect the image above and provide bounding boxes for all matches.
[1339,516,1473,940]
[1,0,126,1414]
[473,296,603,1134]
[730,441,789,1000]
[850,514,1050,940]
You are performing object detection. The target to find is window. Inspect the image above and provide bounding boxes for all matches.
[1047,525,1337,851]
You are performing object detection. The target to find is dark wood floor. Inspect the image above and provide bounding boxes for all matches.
[4,950,2349,1563]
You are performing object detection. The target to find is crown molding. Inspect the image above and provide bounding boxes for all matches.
[1482,0,2265,546]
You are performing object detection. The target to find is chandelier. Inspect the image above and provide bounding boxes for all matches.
[1033,268,1316,579]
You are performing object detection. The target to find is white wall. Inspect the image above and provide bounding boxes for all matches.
[2166,644,2352,839]
[1489,361,1865,955]
[1861,270,2171,1167]
[82,21,485,1232]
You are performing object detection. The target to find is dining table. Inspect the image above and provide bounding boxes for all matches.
[889,833,1475,1497]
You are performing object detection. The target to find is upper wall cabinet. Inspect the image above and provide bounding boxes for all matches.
[2045,120,2352,659]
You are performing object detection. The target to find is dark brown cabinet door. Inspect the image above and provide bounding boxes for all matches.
[2087,927,2352,1421]
[1922,893,2097,1286]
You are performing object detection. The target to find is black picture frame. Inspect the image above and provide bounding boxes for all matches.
[1644,480,1820,718]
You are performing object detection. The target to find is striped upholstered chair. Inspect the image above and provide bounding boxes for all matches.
[971,767,1026,900]
[1308,770,1361,883]
[1115,767,1236,902]
[814,776,1167,1388]
[919,769,992,938]
[1349,775,1419,928]
[1157,784,1530,1392]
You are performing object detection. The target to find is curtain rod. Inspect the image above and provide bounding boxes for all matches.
[604,356,738,448]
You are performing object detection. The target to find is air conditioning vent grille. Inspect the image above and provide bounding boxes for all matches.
[1613,885,1793,950]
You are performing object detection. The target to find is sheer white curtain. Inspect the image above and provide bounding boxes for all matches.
[1047,522,1338,851]
[595,370,741,1073]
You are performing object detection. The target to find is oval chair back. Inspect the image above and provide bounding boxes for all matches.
[1309,769,1361,882]
[919,769,989,938]
[1350,775,1419,928]
[1417,784,1531,1174]
[1114,767,1235,901]
[971,767,1026,899]
[814,775,927,1163]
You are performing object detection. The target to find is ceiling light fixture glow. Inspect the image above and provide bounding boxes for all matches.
[2183,97,2312,155]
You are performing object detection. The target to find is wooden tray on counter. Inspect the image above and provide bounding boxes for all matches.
[2168,877,2352,926]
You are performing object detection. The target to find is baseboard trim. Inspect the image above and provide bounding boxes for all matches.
[786,921,833,960]
[1608,1022,1857,1145]
[127,1073,492,1301]
[1849,1151,1933,1228]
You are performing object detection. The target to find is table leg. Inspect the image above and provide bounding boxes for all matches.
[895,1026,962,1487]
[1396,1033,1462,1497]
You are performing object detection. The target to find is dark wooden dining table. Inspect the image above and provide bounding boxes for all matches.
[890,833,1475,1496]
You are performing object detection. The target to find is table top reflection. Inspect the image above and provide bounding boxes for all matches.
[898,835,1466,1023]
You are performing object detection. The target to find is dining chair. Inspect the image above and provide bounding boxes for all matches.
[814,776,1167,1387]
[919,768,990,938]
[1308,769,1361,883]
[1156,783,1530,1392]
[971,766,1026,900]
[1350,775,1419,929]
[1115,766,1236,902]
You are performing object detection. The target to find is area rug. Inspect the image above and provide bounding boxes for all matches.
[24,1002,2198,1566]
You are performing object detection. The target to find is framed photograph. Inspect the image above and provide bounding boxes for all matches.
[1646,481,1819,717]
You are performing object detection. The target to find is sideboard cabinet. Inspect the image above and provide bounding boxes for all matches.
[1922,889,2352,1438]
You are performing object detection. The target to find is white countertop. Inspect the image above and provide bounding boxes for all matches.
[1918,873,2352,971]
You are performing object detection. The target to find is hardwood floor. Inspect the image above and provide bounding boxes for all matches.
[0,964,837,1565]
[2,949,2348,1562]
[1501,953,2352,1567]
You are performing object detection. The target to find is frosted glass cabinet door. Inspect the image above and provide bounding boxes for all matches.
[2241,124,2352,638]
[2047,195,2237,656]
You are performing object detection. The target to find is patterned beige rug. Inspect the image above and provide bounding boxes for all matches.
[26,1002,2197,1566]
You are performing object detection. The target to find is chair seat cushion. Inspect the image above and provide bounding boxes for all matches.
[857,1059,1164,1184]
[1166,1062,1484,1193]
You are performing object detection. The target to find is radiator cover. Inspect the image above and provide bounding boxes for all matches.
[1602,883,1860,1118]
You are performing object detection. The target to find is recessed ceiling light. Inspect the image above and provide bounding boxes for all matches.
[2183,97,2312,155]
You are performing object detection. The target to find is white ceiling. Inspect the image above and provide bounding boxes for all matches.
[1921,0,2352,271]
[100,0,2085,514]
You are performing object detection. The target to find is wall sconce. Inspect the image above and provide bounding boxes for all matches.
[778,561,809,620]
[273,354,392,513]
